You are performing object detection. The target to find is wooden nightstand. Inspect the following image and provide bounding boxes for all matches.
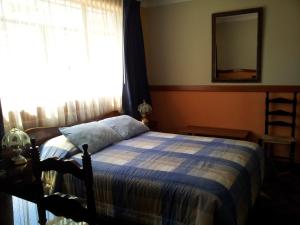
[0,159,39,225]
[144,120,158,131]
[0,159,37,201]
[181,125,251,141]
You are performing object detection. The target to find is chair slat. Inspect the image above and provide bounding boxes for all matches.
[267,110,293,116]
[40,158,84,180]
[268,97,294,104]
[268,121,293,127]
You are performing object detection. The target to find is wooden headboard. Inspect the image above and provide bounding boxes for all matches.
[25,110,121,146]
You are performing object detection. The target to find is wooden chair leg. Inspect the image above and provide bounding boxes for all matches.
[289,142,296,172]
[262,142,271,178]
[37,204,47,225]
[0,193,14,225]
[263,142,279,179]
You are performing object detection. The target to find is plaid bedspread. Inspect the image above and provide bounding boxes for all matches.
[57,132,264,225]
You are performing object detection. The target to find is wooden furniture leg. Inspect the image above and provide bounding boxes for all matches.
[37,204,47,225]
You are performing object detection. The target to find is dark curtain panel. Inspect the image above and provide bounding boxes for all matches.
[122,0,151,119]
[0,100,4,142]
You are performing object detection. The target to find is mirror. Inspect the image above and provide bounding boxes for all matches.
[212,8,263,82]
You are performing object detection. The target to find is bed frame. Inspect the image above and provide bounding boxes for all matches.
[25,110,121,146]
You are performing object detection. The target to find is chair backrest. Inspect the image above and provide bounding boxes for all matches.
[264,92,297,137]
[31,141,96,224]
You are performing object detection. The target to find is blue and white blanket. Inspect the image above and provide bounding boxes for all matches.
[41,131,264,225]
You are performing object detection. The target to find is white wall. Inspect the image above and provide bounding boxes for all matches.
[141,0,300,85]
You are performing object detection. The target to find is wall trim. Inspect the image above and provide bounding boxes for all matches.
[140,0,192,8]
[150,85,300,92]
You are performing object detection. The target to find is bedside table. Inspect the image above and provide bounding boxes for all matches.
[181,125,251,141]
[144,120,158,131]
[0,159,38,201]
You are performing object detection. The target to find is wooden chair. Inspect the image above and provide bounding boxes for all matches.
[31,142,97,225]
[261,92,297,171]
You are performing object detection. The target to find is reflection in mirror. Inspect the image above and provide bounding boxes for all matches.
[212,8,263,82]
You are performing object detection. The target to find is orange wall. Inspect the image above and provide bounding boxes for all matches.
[150,91,300,162]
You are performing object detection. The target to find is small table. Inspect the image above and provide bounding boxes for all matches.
[181,125,251,141]
[0,159,38,225]
[0,159,38,201]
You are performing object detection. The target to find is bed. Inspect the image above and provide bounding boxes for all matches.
[27,112,264,225]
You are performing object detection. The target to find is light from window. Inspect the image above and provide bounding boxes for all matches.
[0,0,123,129]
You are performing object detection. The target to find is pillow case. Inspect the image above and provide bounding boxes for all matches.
[98,115,149,139]
[59,121,122,154]
[39,135,80,161]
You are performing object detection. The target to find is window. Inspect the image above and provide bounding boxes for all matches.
[0,0,123,130]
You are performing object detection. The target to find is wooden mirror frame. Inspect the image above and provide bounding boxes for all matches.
[212,7,263,83]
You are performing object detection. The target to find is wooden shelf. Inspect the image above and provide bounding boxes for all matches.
[181,126,251,141]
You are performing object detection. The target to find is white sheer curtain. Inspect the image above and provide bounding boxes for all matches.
[0,0,123,131]
[13,196,86,225]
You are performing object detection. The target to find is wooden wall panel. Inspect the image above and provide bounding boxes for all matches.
[150,87,300,162]
[150,85,300,92]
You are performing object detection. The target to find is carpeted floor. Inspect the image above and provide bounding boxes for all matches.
[247,165,300,225]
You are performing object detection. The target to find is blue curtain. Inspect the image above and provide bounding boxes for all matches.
[122,0,151,119]
[0,100,4,143]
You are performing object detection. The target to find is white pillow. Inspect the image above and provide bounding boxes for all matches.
[98,115,149,139]
[39,135,79,160]
[59,121,122,154]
